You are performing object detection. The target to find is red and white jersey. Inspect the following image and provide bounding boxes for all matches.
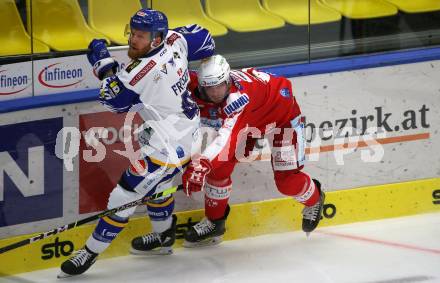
[189,68,301,171]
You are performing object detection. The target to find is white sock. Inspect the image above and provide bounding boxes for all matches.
[151,216,172,233]
[85,235,110,254]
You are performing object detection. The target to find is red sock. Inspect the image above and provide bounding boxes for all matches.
[301,179,319,206]
[275,171,319,206]
[204,177,232,220]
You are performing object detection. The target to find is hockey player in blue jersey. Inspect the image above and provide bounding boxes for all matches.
[58,8,215,277]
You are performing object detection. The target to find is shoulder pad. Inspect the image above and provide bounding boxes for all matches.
[223,92,249,116]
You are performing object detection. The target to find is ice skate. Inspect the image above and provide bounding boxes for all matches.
[130,215,177,255]
[183,206,230,248]
[302,179,325,236]
[58,246,98,278]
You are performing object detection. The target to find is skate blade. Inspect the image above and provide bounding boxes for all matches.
[129,246,173,256]
[57,271,73,279]
[183,236,223,248]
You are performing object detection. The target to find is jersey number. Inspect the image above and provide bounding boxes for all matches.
[181,90,199,119]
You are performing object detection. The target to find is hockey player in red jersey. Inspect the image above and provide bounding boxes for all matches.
[182,55,325,247]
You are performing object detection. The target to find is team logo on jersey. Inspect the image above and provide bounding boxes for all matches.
[173,52,181,59]
[125,60,141,73]
[208,107,218,119]
[168,57,176,67]
[166,33,181,45]
[224,94,249,116]
[153,72,162,83]
[280,88,291,98]
[176,146,185,158]
[129,60,156,86]
[160,64,168,75]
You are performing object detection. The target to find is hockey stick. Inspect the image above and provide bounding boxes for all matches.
[0,184,183,254]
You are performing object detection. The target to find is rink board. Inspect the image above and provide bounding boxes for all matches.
[1,177,439,276]
[1,58,439,240]
[1,48,440,276]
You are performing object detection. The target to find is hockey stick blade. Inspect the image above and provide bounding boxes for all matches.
[0,185,183,254]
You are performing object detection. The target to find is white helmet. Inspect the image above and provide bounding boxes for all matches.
[198,55,230,87]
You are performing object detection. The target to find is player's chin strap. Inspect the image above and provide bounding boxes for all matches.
[145,32,165,53]
[0,185,183,254]
[149,39,164,53]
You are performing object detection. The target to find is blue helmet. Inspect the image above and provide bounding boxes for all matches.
[130,9,168,37]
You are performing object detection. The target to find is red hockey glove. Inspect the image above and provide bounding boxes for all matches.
[182,157,212,197]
